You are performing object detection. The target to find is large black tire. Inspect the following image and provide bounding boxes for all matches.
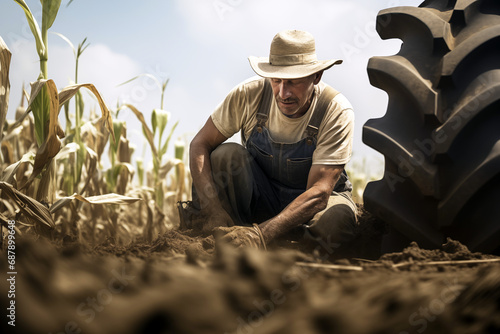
[363,0,500,253]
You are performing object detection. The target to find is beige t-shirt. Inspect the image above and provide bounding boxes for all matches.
[211,76,354,165]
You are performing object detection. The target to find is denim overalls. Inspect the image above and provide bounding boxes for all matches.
[245,80,351,219]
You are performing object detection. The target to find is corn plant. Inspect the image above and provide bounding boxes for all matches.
[55,33,89,194]
[118,74,180,209]
[2,1,194,244]
[12,0,63,203]
[11,1,121,200]
[136,156,145,186]
[0,37,11,164]
[105,117,134,195]
[1,0,141,242]
[346,157,383,204]
[59,35,89,146]
[54,34,90,193]
[14,0,61,143]
[151,108,179,203]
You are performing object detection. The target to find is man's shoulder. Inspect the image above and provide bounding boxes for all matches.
[318,81,353,111]
[223,76,265,103]
[234,76,265,92]
[223,76,266,108]
[241,75,265,86]
[233,76,265,90]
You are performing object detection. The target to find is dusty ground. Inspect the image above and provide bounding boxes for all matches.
[1,210,500,334]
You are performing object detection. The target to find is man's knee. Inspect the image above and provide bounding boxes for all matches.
[306,200,358,245]
[211,143,249,168]
[319,203,357,228]
[210,143,254,193]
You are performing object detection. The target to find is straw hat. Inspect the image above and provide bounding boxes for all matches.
[248,30,342,79]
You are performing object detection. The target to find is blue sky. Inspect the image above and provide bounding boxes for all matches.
[0,0,422,175]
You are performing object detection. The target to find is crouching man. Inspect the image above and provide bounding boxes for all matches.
[189,30,358,250]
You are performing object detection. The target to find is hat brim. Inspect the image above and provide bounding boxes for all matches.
[248,56,343,79]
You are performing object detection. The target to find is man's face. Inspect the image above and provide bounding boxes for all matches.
[269,72,322,118]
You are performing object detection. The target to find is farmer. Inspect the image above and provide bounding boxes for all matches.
[189,30,357,249]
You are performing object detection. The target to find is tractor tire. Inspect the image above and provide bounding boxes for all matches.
[362,0,500,253]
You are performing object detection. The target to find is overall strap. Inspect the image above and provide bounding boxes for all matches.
[305,86,340,145]
[255,79,273,133]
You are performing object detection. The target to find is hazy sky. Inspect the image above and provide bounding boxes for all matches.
[0,0,422,175]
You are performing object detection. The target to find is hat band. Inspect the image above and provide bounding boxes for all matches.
[269,53,317,66]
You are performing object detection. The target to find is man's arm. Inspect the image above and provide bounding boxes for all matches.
[258,164,344,243]
[189,116,234,230]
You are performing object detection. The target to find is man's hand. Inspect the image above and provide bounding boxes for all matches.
[203,207,235,233]
[214,224,267,250]
[259,164,344,242]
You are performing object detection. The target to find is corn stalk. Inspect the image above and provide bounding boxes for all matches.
[0,37,12,165]
[118,74,180,210]
[19,81,115,201]
[14,0,62,142]
[53,33,90,193]
[2,1,152,244]
[13,0,62,203]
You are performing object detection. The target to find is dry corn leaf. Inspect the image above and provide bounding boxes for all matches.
[15,87,28,121]
[81,193,140,205]
[79,146,97,195]
[20,81,114,191]
[0,181,55,229]
[158,158,183,180]
[1,151,35,184]
[158,158,186,203]
[20,79,62,190]
[118,104,157,156]
[92,117,110,162]
[2,126,23,143]
[116,162,135,195]
[1,198,16,216]
[12,115,36,158]
[16,159,31,191]
[55,142,79,189]
[117,136,131,163]
[15,81,115,152]
[1,141,14,164]
[175,161,185,202]
[54,142,79,160]
[0,36,11,144]
[50,192,141,213]
[81,121,97,154]
[36,158,57,204]
[58,83,115,143]
[27,80,63,145]
[143,198,154,242]
[11,87,49,134]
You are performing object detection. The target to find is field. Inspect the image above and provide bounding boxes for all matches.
[2,1,500,333]
[2,209,500,334]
